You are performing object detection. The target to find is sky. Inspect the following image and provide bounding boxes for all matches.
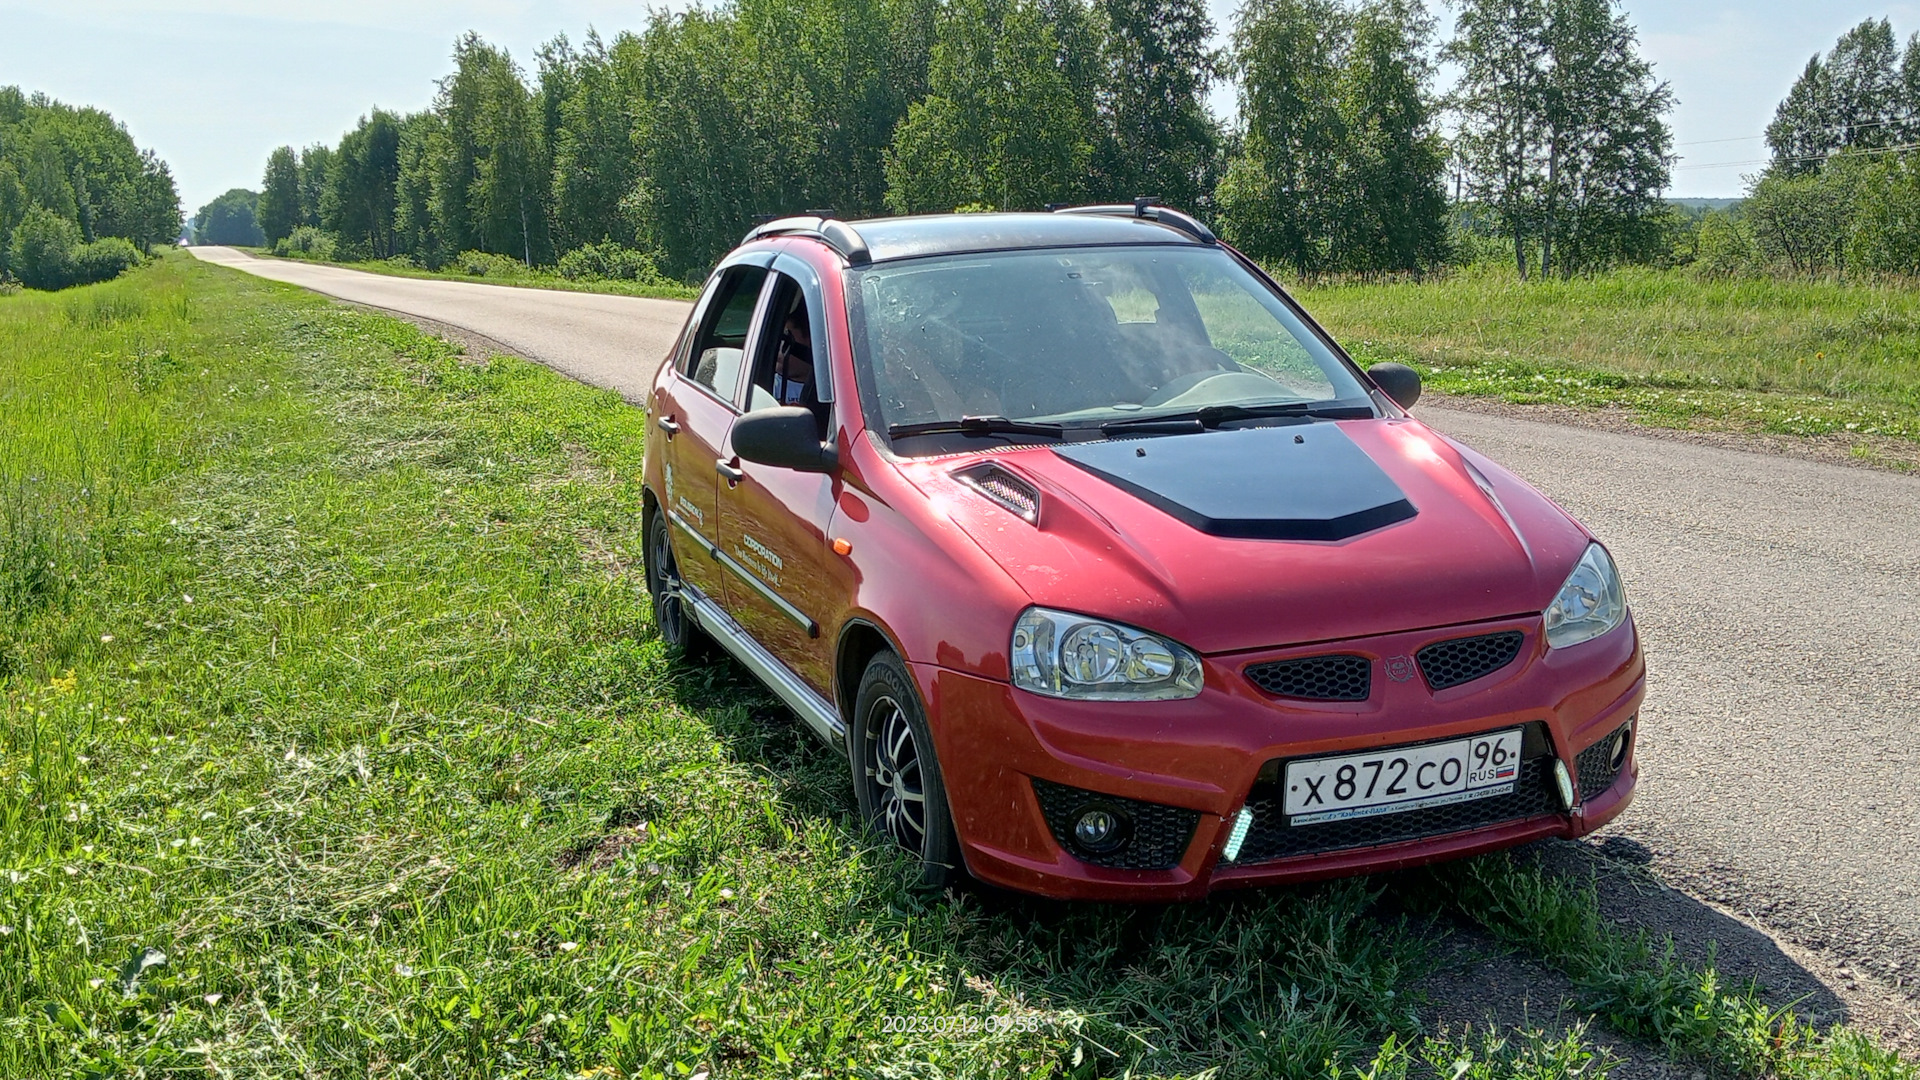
[4,0,1919,215]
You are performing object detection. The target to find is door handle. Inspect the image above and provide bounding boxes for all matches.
[716,458,745,485]
[656,414,680,435]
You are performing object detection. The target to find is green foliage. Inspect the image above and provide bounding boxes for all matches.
[554,241,661,282]
[257,145,301,245]
[1766,18,1909,176]
[70,236,142,284]
[8,205,82,288]
[1844,153,1920,274]
[1745,166,1859,275]
[884,0,1095,213]
[0,85,180,277]
[1446,0,1674,277]
[190,187,263,246]
[321,110,402,259]
[1218,0,1447,275]
[452,248,533,277]
[296,143,332,227]
[1689,209,1756,279]
[272,224,337,260]
[1095,0,1222,210]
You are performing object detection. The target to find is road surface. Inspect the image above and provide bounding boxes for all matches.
[191,245,1920,993]
[187,246,686,398]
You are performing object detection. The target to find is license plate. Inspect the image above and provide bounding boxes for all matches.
[1283,729,1524,825]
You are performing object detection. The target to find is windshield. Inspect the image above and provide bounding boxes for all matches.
[848,245,1373,451]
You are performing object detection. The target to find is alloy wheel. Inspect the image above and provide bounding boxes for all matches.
[646,513,689,644]
[865,695,927,853]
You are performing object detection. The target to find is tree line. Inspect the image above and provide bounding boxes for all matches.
[1694,17,1920,278]
[250,0,1673,282]
[0,88,182,290]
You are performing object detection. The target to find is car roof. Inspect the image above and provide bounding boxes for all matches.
[743,208,1215,266]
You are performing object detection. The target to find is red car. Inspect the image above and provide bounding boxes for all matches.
[642,204,1642,900]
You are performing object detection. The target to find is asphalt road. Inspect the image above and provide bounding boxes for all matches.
[187,246,686,399]
[192,245,1920,992]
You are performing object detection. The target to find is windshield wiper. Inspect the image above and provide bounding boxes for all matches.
[1100,401,1372,436]
[888,415,1066,440]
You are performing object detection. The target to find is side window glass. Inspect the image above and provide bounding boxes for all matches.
[681,265,769,399]
[745,274,826,430]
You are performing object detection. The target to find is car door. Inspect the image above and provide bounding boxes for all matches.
[656,258,772,605]
[715,259,847,694]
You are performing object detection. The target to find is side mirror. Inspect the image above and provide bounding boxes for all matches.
[732,407,838,473]
[1367,362,1422,410]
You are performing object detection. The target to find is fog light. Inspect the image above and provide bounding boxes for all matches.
[1608,717,1634,772]
[1552,759,1575,810]
[1072,805,1129,853]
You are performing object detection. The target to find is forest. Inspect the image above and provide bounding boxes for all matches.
[0,88,181,291]
[232,0,1681,283]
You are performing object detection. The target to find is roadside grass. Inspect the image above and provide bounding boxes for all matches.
[1294,266,1920,445]
[1,255,1908,1078]
[242,246,701,302]
[1418,855,1914,1079]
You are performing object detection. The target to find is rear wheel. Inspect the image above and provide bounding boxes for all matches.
[644,507,713,659]
[851,651,961,889]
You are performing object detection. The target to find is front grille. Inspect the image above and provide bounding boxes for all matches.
[1245,654,1371,701]
[1574,719,1633,801]
[1231,724,1562,864]
[1417,631,1525,691]
[1032,779,1200,870]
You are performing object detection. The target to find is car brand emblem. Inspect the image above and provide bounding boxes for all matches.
[1385,655,1417,683]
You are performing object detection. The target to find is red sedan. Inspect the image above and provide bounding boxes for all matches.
[642,205,1642,900]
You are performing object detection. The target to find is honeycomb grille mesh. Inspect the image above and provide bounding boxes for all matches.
[1416,631,1525,691]
[1574,721,1632,801]
[956,463,1039,522]
[1234,756,1560,863]
[1245,654,1372,701]
[1032,779,1200,870]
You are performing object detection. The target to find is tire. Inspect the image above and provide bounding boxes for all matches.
[643,506,714,660]
[850,651,962,889]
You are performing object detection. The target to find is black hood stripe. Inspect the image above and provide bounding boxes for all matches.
[1053,425,1416,541]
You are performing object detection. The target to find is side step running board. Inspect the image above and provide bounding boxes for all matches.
[680,586,846,750]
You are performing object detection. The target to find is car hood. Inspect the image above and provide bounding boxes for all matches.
[900,419,1593,655]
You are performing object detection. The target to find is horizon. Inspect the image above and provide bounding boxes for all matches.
[5,0,1919,215]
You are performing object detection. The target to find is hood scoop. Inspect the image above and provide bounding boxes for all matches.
[954,461,1041,523]
[1053,425,1416,541]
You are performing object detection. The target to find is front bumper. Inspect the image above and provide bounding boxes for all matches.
[919,613,1644,901]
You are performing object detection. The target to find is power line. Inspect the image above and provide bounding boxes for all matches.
[1673,138,1920,171]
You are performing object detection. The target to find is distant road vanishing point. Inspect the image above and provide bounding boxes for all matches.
[190,243,1920,1000]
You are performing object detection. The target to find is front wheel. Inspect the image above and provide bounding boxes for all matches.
[850,651,961,889]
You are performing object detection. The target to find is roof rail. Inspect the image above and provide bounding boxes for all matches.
[741,215,872,265]
[1051,200,1217,245]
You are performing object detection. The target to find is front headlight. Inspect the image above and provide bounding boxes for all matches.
[1544,543,1627,649]
[1011,607,1205,700]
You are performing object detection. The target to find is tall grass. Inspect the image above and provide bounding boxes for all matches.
[1293,265,1920,442]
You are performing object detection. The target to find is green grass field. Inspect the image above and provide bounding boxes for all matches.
[0,256,1908,1078]
[1295,266,1920,446]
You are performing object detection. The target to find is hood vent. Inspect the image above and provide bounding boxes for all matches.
[954,462,1040,523]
